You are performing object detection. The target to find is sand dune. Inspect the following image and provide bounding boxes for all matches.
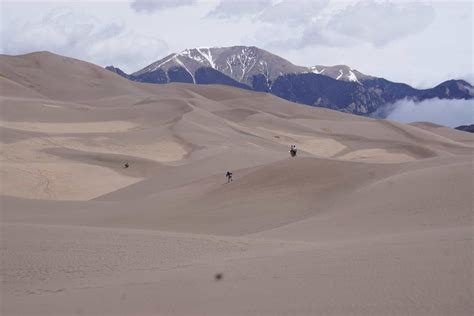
[1,52,473,315]
[337,148,415,162]
[0,120,138,133]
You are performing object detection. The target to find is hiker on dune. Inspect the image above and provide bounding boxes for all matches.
[226,171,233,183]
[290,144,297,157]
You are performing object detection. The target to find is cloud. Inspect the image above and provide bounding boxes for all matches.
[245,0,436,50]
[258,0,329,26]
[296,1,436,49]
[1,7,168,72]
[325,1,435,46]
[385,98,474,128]
[211,0,331,50]
[207,0,329,25]
[88,31,168,72]
[207,0,272,19]
[130,0,197,13]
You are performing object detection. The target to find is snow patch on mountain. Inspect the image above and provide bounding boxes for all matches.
[196,48,215,69]
[178,50,204,64]
[310,66,325,74]
[347,70,360,83]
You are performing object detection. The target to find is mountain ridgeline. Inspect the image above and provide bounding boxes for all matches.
[106,46,473,116]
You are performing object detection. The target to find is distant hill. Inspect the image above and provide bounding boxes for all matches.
[455,124,474,133]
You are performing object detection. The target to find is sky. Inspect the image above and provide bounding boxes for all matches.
[1,0,473,89]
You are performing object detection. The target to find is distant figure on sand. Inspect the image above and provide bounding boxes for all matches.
[290,144,297,157]
[226,171,233,183]
[124,162,129,168]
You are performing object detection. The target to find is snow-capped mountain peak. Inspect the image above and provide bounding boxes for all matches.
[133,46,307,86]
[134,46,373,87]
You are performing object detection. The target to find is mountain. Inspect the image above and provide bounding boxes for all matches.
[132,46,307,86]
[106,46,473,116]
[308,64,373,83]
[455,124,474,133]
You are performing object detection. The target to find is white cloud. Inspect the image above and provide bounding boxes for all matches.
[386,98,474,128]
[1,7,168,73]
[325,1,435,47]
[258,0,329,26]
[210,1,435,49]
[207,0,329,26]
[88,31,168,72]
[207,0,272,19]
[130,0,197,14]
[269,1,435,49]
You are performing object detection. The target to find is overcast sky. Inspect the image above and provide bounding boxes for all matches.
[1,0,473,88]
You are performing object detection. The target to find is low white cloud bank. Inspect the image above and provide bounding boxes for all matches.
[386,98,473,128]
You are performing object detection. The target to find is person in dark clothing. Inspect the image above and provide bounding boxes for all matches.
[289,144,297,157]
[226,171,233,183]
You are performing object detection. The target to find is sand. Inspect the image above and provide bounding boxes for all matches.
[256,127,347,157]
[337,148,415,163]
[1,51,473,315]
[0,120,138,134]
